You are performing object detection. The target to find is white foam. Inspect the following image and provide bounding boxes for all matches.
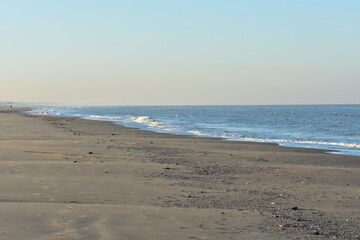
[29,108,59,116]
[236,137,360,149]
[130,116,162,127]
[187,130,206,136]
[186,130,236,139]
[220,133,236,138]
[131,116,151,123]
[89,115,123,120]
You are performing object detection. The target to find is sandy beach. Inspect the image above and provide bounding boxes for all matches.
[0,107,359,240]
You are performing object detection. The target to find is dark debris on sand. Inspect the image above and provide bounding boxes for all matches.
[144,147,360,240]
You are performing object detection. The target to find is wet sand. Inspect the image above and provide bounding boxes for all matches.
[0,107,359,239]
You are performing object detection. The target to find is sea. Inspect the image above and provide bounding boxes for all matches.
[28,105,360,156]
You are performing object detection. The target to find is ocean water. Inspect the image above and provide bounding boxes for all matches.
[29,105,360,156]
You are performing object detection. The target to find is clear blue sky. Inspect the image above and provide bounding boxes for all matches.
[1,0,359,105]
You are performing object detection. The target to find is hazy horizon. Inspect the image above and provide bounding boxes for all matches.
[1,0,359,105]
[2,100,360,107]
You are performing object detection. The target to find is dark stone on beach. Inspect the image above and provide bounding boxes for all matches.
[73,160,78,163]
[291,207,298,210]
[111,133,115,135]
[88,152,93,154]
[150,142,153,144]
[312,231,320,235]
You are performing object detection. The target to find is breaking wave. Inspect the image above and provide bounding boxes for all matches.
[130,116,163,127]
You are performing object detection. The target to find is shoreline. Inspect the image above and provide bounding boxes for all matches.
[26,106,360,157]
[25,108,342,156]
[26,110,360,168]
[0,107,359,239]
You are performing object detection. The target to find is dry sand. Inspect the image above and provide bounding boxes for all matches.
[0,107,359,240]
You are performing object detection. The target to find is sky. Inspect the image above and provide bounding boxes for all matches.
[1,0,359,105]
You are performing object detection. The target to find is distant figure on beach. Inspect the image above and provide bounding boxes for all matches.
[10,105,12,108]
